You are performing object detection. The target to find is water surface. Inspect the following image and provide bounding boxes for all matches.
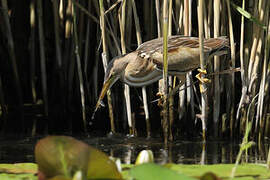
[0,135,269,164]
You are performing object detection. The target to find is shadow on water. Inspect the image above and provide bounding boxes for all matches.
[0,135,269,164]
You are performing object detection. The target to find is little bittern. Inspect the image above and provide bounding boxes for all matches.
[93,35,229,117]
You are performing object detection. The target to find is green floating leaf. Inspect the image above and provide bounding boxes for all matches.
[129,163,195,180]
[87,145,122,179]
[200,172,221,180]
[230,2,267,30]
[0,163,37,174]
[35,136,122,180]
[35,136,89,179]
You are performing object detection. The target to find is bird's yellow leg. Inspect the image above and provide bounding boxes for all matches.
[196,69,211,93]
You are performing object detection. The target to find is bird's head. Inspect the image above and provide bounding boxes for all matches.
[92,54,130,118]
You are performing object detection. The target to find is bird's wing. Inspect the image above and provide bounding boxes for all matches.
[137,35,229,73]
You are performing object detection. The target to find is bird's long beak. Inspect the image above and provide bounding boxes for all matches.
[92,75,118,119]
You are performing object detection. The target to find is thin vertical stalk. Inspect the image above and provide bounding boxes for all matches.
[184,0,190,35]
[185,0,195,136]
[176,0,184,34]
[225,0,236,139]
[198,0,207,142]
[132,0,150,138]
[236,0,247,127]
[178,0,189,128]
[99,0,115,133]
[168,0,174,141]
[52,0,63,69]
[162,0,169,145]
[257,4,270,139]
[30,0,37,103]
[203,0,210,38]
[1,0,24,127]
[66,0,74,131]
[84,0,91,76]
[0,76,7,131]
[37,0,49,121]
[267,146,270,169]
[52,0,66,132]
[73,2,87,132]
[30,0,37,136]
[118,0,134,135]
[83,0,93,103]
[247,0,264,83]
[155,0,161,37]
[252,0,267,135]
[59,0,64,27]
[213,0,221,138]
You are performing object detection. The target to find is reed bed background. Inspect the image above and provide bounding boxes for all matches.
[0,0,269,142]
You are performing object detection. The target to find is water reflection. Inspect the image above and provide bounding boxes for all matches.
[0,135,269,164]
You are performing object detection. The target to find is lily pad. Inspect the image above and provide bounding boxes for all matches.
[35,136,122,180]
[0,163,37,180]
[129,163,195,180]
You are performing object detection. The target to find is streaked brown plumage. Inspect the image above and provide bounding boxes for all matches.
[93,35,229,117]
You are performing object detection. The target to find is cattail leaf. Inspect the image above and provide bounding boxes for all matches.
[230,2,267,30]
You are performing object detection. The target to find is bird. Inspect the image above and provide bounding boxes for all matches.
[92,35,229,118]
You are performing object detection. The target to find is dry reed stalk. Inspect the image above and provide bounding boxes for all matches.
[83,0,94,109]
[207,0,212,37]
[176,0,184,34]
[30,0,37,104]
[83,0,91,82]
[247,0,265,87]
[252,0,267,135]
[30,0,37,136]
[125,1,133,47]
[65,0,74,131]
[156,0,165,116]
[103,4,121,55]
[131,0,151,138]
[225,0,236,138]
[237,0,248,131]
[99,0,115,133]
[185,0,195,136]
[178,0,186,122]
[167,0,174,141]
[72,0,119,47]
[73,2,87,132]
[78,1,86,56]
[198,0,207,142]
[37,0,49,123]
[213,0,221,138]
[118,0,134,135]
[59,0,64,27]
[155,0,161,37]
[257,2,270,139]
[162,0,169,145]
[203,0,209,38]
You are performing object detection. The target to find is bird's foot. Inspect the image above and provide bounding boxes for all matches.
[156,92,164,107]
[196,69,211,93]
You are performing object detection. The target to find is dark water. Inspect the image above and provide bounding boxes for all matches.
[0,135,269,164]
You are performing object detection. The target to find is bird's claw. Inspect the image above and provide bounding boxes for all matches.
[156,92,164,107]
[196,69,211,93]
